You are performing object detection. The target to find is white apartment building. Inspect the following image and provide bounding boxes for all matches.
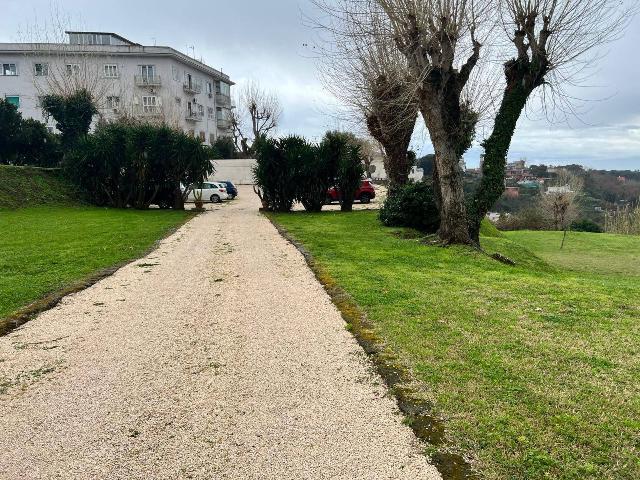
[0,31,234,145]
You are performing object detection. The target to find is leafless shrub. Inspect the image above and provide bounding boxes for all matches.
[605,201,640,236]
[231,80,282,155]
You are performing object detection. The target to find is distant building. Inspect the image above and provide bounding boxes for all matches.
[0,31,234,144]
[409,166,424,182]
[505,159,528,179]
[486,212,501,222]
[370,154,425,182]
[546,185,573,195]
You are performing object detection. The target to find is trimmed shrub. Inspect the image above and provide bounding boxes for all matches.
[321,131,364,212]
[0,99,22,163]
[253,136,302,212]
[379,182,440,233]
[65,121,213,209]
[571,219,603,233]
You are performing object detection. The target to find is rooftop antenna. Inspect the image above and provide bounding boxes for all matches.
[187,45,195,58]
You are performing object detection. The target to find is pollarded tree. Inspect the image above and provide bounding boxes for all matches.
[375,0,633,244]
[375,0,492,243]
[313,0,420,191]
[232,80,282,155]
[41,89,98,148]
[467,0,636,241]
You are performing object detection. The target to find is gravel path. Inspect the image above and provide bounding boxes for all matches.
[0,187,440,480]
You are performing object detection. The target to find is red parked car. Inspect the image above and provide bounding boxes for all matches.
[326,180,376,204]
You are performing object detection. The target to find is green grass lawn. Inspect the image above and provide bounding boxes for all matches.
[504,230,640,276]
[271,211,640,480]
[0,206,191,323]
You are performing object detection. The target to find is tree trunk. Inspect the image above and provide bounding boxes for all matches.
[468,42,551,243]
[432,138,470,244]
[384,145,411,192]
[420,93,471,245]
[173,184,185,210]
[468,84,529,242]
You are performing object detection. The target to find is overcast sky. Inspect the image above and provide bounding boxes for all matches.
[2,0,639,170]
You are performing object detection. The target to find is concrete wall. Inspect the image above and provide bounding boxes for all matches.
[211,159,257,185]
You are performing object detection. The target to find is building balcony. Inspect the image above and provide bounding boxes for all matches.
[186,110,203,122]
[135,75,162,87]
[183,82,202,94]
[216,93,231,106]
[217,118,232,130]
[134,105,164,117]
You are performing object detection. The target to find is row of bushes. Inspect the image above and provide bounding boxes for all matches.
[67,120,214,209]
[1,90,228,210]
[253,131,364,212]
[0,99,61,167]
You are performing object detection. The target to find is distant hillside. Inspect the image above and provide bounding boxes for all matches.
[0,166,81,209]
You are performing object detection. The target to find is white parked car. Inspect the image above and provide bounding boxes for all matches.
[186,182,229,203]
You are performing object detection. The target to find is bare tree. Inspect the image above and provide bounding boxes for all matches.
[357,0,634,244]
[311,0,420,190]
[374,0,493,243]
[231,80,282,154]
[467,0,637,241]
[539,169,583,248]
[356,137,378,178]
[19,7,114,111]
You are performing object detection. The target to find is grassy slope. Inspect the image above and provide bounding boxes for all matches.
[272,211,640,480]
[0,166,80,209]
[0,166,191,323]
[505,230,640,276]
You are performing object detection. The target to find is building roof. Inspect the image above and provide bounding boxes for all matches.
[65,31,140,46]
[0,35,233,84]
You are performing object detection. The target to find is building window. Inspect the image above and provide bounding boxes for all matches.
[215,81,230,97]
[5,96,19,107]
[188,129,195,137]
[34,63,49,76]
[207,107,214,119]
[106,96,120,109]
[142,96,157,113]
[199,131,206,142]
[209,133,216,145]
[216,106,223,119]
[104,64,118,78]
[2,64,17,76]
[198,104,204,116]
[139,65,156,79]
[206,82,213,95]
[66,64,80,75]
